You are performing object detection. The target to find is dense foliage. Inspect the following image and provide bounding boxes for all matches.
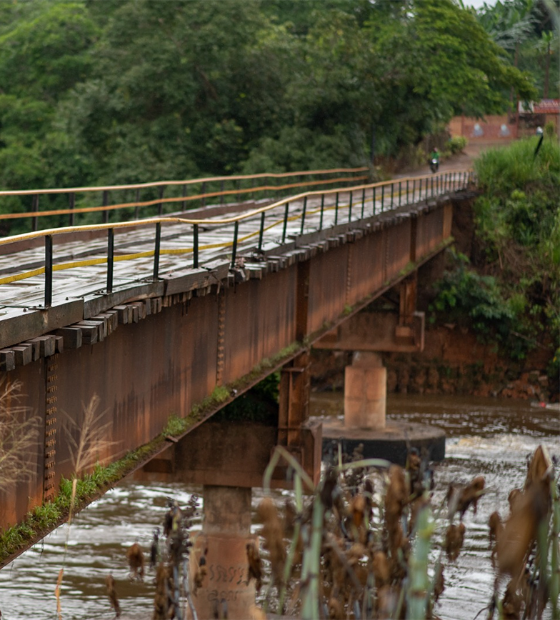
[0,0,536,199]
[477,0,559,99]
[431,137,560,373]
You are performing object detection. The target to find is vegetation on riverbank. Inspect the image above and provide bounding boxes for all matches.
[429,137,560,395]
[253,444,559,619]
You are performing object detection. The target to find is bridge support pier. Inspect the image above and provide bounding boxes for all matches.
[189,485,256,620]
[135,357,321,619]
[317,280,445,465]
[344,352,386,429]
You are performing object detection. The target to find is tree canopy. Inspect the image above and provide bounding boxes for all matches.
[0,0,539,194]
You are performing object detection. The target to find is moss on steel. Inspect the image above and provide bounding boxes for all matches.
[0,444,155,566]
[0,340,305,567]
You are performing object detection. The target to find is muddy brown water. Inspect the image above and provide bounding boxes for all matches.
[0,394,558,619]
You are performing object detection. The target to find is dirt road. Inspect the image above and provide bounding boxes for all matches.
[394,139,512,178]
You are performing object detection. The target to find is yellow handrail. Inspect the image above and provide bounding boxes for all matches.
[0,199,341,285]
[0,166,369,197]
[0,170,471,248]
[0,174,369,221]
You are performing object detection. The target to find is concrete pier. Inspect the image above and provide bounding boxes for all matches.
[190,485,256,620]
[344,352,386,429]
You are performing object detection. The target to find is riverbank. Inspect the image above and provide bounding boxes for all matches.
[311,323,556,403]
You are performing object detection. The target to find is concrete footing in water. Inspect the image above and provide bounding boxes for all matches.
[322,352,445,465]
[322,417,446,466]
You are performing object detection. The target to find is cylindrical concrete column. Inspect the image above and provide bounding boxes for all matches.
[344,352,386,429]
[190,485,256,620]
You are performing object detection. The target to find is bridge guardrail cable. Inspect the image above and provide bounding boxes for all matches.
[0,170,473,308]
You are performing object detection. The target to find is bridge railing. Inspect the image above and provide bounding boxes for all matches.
[0,167,369,235]
[0,170,473,308]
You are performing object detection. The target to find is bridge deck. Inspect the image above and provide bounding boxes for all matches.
[0,167,470,555]
[0,178,448,321]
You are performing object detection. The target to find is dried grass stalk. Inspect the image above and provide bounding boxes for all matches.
[0,379,39,492]
[63,394,114,478]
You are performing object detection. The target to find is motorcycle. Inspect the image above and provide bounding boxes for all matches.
[429,158,439,173]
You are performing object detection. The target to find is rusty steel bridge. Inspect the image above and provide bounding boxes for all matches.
[0,166,472,557]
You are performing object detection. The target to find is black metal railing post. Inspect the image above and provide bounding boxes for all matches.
[373,186,376,215]
[282,202,289,243]
[431,177,434,198]
[153,222,161,280]
[102,190,109,224]
[68,192,75,226]
[158,186,165,217]
[45,235,53,308]
[399,181,402,207]
[32,194,39,232]
[348,191,353,223]
[406,180,409,205]
[361,187,366,218]
[193,224,199,268]
[334,192,339,225]
[300,196,307,235]
[381,185,385,212]
[107,228,114,293]
[412,179,416,203]
[390,183,394,209]
[231,221,239,268]
[319,194,325,230]
[258,212,265,250]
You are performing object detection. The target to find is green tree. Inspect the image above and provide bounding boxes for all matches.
[477,0,559,98]
[0,2,97,190]
[58,0,277,182]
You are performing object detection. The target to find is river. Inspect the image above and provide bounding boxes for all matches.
[0,395,558,619]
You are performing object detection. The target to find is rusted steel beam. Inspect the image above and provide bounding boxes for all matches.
[0,196,454,542]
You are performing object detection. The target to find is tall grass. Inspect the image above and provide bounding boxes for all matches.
[257,444,559,619]
[474,137,560,197]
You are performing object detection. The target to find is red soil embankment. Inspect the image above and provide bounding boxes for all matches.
[311,327,556,402]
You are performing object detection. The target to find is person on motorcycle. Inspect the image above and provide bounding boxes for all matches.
[429,147,439,172]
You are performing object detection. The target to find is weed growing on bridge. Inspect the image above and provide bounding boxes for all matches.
[0,442,154,567]
[190,385,230,420]
[162,414,188,437]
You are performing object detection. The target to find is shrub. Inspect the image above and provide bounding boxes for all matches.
[430,251,530,358]
[447,135,468,154]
